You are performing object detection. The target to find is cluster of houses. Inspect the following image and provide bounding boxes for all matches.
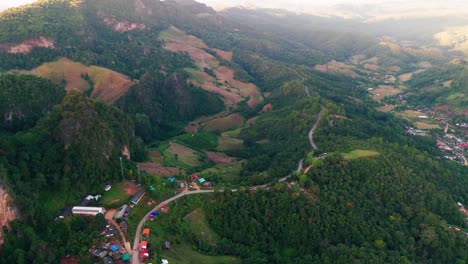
[89,241,131,264]
[139,227,171,263]
[190,174,212,187]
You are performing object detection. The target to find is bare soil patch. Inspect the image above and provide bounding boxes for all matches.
[398,69,425,82]
[138,162,180,177]
[387,66,401,72]
[164,42,218,69]
[16,58,134,103]
[122,181,138,196]
[375,104,396,112]
[0,36,54,54]
[418,61,432,68]
[207,152,236,164]
[212,48,233,61]
[314,60,358,78]
[370,85,401,102]
[214,66,262,107]
[443,80,453,87]
[364,63,380,71]
[203,113,245,131]
[0,187,17,244]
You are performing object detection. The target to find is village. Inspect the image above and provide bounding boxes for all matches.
[57,172,214,264]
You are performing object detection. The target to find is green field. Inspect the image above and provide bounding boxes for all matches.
[172,132,218,150]
[201,160,245,184]
[184,68,205,84]
[342,150,380,160]
[98,182,132,207]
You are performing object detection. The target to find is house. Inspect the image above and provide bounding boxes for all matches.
[139,249,149,260]
[163,241,171,250]
[110,244,119,252]
[105,185,112,191]
[72,206,106,216]
[458,202,464,207]
[59,206,73,219]
[143,228,150,237]
[120,221,128,231]
[168,177,176,183]
[121,253,131,262]
[89,249,108,259]
[199,178,206,183]
[190,174,199,180]
[140,241,148,249]
[202,182,212,187]
[162,260,169,264]
[131,189,145,205]
[148,212,157,221]
[179,182,185,189]
[114,204,129,220]
[103,256,114,264]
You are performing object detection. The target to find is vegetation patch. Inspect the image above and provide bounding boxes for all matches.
[98,181,135,207]
[172,132,218,150]
[166,142,202,167]
[217,135,244,151]
[415,121,441,130]
[342,150,381,160]
[203,113,245,131]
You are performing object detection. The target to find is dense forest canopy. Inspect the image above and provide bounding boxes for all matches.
[0,0,466,263]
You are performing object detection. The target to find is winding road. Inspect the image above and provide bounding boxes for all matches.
[308,106,326,151]
[131,68,325,263]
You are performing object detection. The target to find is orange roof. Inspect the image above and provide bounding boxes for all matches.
[142,228,150,236]
[140,241,148,248]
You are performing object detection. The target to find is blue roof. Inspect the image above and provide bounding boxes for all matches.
[150,212,157,217]
[199,178,206,183]
[110,244,119,252]
[168,177,176,182]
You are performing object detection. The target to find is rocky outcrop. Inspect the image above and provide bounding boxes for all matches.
[0,186,17,245]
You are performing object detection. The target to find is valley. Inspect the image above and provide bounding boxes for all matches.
[0,0,467,264]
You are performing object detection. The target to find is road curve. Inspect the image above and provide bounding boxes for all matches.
[308,106,326,151]
[131,190,214,264]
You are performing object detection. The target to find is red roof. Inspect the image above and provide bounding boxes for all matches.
[140,241,148,248]
[190,174,199,179]
[161,205,168,210]
[139,248,149,259]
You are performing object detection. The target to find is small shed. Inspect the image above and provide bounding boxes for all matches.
[168,177,176,183]
[199,178,206,183]
[190,174,199,180]
[142,228,150,237]
[162,260,169,264]
[120,221,128,231]
[114,204,129,219]
[103,256,114,264]
[110,244,119,252]
[121,253,131,262]
[163,241,171,250]
[179,182,185,189]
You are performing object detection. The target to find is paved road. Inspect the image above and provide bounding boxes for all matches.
[131,190,214,264]
[308,106,326,151]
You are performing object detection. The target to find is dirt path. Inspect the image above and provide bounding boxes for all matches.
[105,209,132,254]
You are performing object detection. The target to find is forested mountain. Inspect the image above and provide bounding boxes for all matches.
[0,0,466,263]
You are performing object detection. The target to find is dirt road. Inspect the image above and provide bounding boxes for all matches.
[105,209,132,254]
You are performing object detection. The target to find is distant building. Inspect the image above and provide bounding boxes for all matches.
[103,256,114,264]
[143,228,150,236]
[131,189,145,205]
[114,204,128,219]
[120,221,128,231]
[162,259,169,264]
[105,185,112,191]
[89,248,108,259]
[163,241,171,250]
[72,206,106,216]
[140,241,148,249]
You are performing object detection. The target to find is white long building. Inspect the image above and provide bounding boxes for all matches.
[72,206,106,216]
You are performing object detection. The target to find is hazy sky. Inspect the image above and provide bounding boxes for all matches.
[0,0,36,11]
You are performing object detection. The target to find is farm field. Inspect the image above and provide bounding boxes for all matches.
[342,150,380,160]
[370,85,401,102]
